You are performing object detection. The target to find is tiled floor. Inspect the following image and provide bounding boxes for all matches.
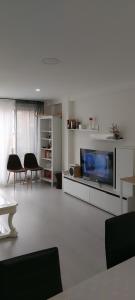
[0,181,111,289]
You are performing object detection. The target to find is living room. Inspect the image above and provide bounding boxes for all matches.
[1,1,135,299]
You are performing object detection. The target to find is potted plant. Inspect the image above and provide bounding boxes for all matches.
[110,123,122,139]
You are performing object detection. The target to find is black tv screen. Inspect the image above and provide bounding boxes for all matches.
[80,149,113,186]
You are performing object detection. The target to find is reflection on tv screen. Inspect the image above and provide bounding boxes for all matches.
[80,149,113,186]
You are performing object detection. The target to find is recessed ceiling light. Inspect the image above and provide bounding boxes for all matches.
[35,88,40,92]
[41,57,61,65]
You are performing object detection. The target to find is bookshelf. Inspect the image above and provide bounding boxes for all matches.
[40,116,62,186]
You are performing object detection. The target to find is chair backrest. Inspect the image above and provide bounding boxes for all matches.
[24,153,39,169]
[0,247,62,300]
[7,154,23,170]
[105,212,135,269]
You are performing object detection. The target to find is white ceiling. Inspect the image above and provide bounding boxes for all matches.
[0,0,135,100]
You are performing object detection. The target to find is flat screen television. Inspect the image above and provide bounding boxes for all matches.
[80,149,113,186]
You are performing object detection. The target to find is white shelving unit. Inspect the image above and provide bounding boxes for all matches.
[40,116,62,186]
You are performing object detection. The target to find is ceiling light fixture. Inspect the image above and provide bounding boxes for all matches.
[35,88,40,92]
[41,57,61,65]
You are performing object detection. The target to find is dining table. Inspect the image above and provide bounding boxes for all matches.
[50,257,135,299]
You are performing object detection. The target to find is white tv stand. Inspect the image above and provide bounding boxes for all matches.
[63,174,135,215]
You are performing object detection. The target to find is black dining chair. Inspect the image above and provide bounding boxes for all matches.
[7,154,26,189]
[24,153,43,185]
[105,211,135,269]
[0,247,63,300]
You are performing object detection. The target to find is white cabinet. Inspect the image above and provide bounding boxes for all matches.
[40,116,62,185]
[63,176,135,215]
[63,146,135,215]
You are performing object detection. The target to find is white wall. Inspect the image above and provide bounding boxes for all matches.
[62,89,135,169]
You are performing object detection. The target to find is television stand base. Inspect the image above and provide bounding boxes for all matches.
[63,174,135,215]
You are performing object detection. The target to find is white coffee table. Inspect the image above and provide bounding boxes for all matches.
[0,196,18,239]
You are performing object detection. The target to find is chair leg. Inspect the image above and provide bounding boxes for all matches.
[26,171,29,189]
[31,171,32,188]
[36,171,38,181]
[7,172,10,184]
[19,172,21,184]
[24,171,27,185]
[14,173,15,190]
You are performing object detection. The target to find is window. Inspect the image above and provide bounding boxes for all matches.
[0,100,15,184]
[16,102,40,162]
[0,100,44,185]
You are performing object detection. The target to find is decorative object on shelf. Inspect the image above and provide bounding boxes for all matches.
[45,150,51,159]
[67,120,70,129]
[89,117,93,129]
[67,119,81,129]
[67,119,76,129]
[67,118,100,131]
[70,119,77,129]
[110,123,122,139]
[89,117,98,130]
[82,124,87,129]
[48,141,52,148]
[47,133,51,138]
[69,164,81,177]
[44,170,51,179]
[76,121,81,129]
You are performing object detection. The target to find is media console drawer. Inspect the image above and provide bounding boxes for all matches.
[90,188,121,215]
[63,178,90,202]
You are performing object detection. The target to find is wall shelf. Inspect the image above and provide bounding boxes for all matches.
[67,129,123,141]
[41,130,52,133]
[41,158,52,161]
[67,128,99,133]
[41,147,52,150]
[41,138,52,140]
[90,133,124,141]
